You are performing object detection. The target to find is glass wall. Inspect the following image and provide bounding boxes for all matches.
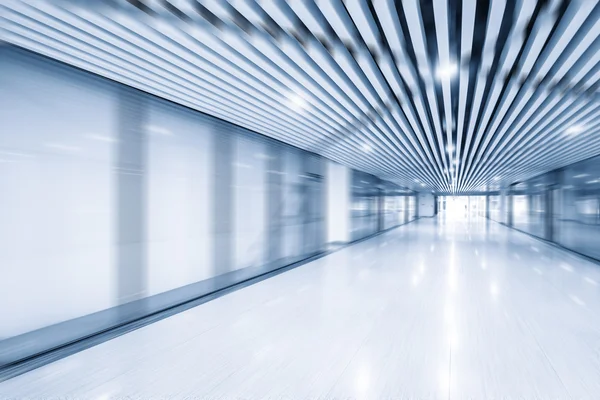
[0,45,117,341]
[0,46,328,367]
[0,45,426,367]
[473,196,487,217]
[554,162,600,260]
[381,181,409,230]
[146,100,214,297]
[0,45,423,367]
[489,195,501,222]
[232,135,268,271]
[351,171,380,241]
[281,147,306,265]
[501,155,600,261]
[408,195,417,221]
[511,186,529,231]
[350,171,417,241]
[509,176,549,239]
[300,154,326,257]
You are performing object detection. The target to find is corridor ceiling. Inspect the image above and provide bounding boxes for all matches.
[1,0,599,192]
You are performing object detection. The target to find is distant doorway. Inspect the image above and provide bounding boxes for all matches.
[441,196,487,220]
[445,196,469,219]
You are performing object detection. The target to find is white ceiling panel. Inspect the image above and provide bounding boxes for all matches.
[0,0,598,192]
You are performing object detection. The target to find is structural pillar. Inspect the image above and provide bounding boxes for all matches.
[213,127,234,276]
[266,142,284,265]
[116,87,148,305]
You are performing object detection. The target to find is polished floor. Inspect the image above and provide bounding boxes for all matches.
[3,216,600,399]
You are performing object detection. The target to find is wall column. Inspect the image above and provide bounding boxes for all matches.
[213,128,234,276]
[326,161,350,244]
[116,87,148,305]
[418,193,435,217]
[500,188,508,225]
[301,154,325,255]
[266,142,284,265]
[507,189,514,226]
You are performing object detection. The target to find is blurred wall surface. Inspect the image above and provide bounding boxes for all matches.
[350,170,416,241]
[350,170,380,241]
[503,156,600,261]
[326,161,350,244]
[0,46,328,365]
[418,193,435,217]
[0,46,118,339]
[0,45,421,367]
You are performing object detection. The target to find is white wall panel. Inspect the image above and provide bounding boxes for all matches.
[326,161,350,243]
[233,136,267,270]
[0,50,116,339]
[418,193,436,217]
[282,149,304,261]
[146,102,214,296]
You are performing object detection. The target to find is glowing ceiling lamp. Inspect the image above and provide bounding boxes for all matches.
[289,93,307,111]
[565,125,584,135]
[437,62,457,80]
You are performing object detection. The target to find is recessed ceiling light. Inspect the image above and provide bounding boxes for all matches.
[574,173,589,178]
[289,93,307,110]
[565,125,583,135]
[437,63,457,80]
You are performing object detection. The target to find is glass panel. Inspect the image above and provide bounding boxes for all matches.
[556,161,600,259]
[282,148,304,263]
[408,196,417,221]
[301,154,325,257]
[0,50,116,339]
[146,101,214,296]
[233,136,267,270]
[489,195,501,222]
[350,171,379,240]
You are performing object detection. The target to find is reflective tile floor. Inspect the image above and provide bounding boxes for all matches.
[3,216,600,399]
